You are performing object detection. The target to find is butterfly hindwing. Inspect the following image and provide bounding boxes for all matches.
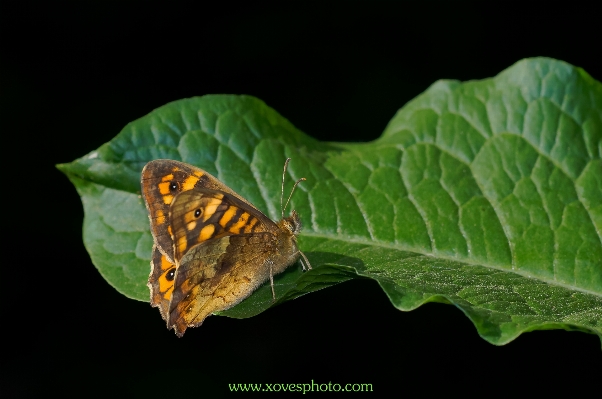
[147,246,177,321]
[168,233,277,336]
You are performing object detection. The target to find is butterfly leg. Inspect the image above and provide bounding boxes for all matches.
[299,251,312,271]
[269,260,276,301]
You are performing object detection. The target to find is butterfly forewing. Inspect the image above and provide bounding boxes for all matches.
[142,161,209,263]
[168,188,277,263]
[141,159,258,264]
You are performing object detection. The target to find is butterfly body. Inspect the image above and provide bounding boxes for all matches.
[141,159,306,337]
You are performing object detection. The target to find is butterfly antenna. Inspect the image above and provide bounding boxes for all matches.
[284,177,306,216]
[281,158,291,218]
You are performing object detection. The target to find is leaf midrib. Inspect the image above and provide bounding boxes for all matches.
[300,231,602,298]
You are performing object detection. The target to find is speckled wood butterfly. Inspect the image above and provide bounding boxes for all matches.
[141,159,310,336]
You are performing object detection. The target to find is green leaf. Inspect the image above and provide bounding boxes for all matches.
[57,57,602,345]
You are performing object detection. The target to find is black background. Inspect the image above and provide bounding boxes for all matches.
[2,1,601,396]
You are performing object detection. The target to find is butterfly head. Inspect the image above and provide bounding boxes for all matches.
[279,209,302,236]
[279,209,312,272]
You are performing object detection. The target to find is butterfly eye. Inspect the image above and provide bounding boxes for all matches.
[194,209,202,218]
[169,182,179,192]
[166,268,176,281]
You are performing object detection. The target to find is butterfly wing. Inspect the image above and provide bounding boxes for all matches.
[168,233,278,337]
[147,246,177,320]
[168,188,277,262]
[141,159,257,263]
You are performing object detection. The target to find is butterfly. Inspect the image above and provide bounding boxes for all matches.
[141,159,310,336]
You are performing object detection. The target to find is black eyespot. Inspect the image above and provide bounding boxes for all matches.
[166,268,175,281]
[169,182,178,192]
[194,208,202,218]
